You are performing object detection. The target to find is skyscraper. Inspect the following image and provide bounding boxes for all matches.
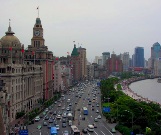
[151,42,161,69]
[102,52,110,66]
[134,47,144,67]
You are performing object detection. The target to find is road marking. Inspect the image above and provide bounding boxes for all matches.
[94,130,99,135]
[100,130,106,135]
[103,125,113,135]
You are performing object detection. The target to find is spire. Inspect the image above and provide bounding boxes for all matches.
[71,43,79,56]
[5,19,15,35]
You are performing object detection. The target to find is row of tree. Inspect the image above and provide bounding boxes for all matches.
[100,77,161,135]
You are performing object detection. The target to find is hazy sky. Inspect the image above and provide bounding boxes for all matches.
[1,0,161,61]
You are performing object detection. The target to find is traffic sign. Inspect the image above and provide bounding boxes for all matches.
[19,130,28,135]
[102,107,110,113]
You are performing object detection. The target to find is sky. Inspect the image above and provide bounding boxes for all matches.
[1,0,161,62]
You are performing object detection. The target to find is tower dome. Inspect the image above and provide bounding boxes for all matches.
[0,23,21,48]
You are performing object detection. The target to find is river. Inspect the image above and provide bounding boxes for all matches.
[129,78,161,104]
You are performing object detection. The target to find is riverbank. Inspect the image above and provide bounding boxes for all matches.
[120,77,161,106]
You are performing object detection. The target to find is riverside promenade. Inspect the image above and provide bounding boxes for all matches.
[119,77,160,104]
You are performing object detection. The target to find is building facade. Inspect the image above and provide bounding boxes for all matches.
[151,42,161,71]
[77,46,87,80]
[120,52,130,71]
[102,52,110,66]
[106,53,123,74]
[24,17,54,100]
[0,24,43,127]
[134,47,144,67]
[70,45,81,83]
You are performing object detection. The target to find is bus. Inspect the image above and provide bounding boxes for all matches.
[83,107,88,115]
[50,127,57,135]
[71,125,80,135]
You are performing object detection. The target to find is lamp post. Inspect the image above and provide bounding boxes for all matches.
[124,110,133,132]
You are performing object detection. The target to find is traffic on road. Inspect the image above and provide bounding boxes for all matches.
[28,80,118,135]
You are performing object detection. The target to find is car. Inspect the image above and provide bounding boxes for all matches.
[96,110,99,113]
[53,111,57,115]
[96,104,99,107]
[48,118,53,123]
[82,128,88,134]
[45,108,49,112]
[37,125,42,129]
[35,116,40,122]
[63,130,69,135]
[40,114,43,118]
[75,102,77,104]
[54,120,57,125]
[54,101,57,104]
[62,122,67,128]
[94,118,98,122]
[68,103,72,106]
[111,128,116,133]
[61,106,65,110]
[58,104,61,107]
[48,124,52,129]
[93,123,97,128]
[97,115,101,119]
[55,124,60,130]
[45,116,49,120]
[56,115,61,119]
[43,121,48,126]
[62,118,66,123]
[49,111,53,114]
[92,108,94,111]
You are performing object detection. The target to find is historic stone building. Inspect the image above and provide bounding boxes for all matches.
[77,46,87,80]
[70,45,81,83]
[24,17,54,100]
[0,23,43,127]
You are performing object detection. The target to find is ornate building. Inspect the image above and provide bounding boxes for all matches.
[70,45,81,83]
[0,23,43,129]
[24,17,54,100]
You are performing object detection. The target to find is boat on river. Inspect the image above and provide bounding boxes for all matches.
[157,78,161,83]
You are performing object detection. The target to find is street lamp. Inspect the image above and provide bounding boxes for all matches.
[124,110,133,132]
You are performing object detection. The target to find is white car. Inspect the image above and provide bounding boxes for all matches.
[56,115,61,119]
[97,115,101,119]
[55,124,60,130]
[34,116,40,122]
[63,130,69,135]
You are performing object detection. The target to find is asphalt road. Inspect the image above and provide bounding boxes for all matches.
[28,81,121,135]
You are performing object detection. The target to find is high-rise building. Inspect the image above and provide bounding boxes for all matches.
[134,47,144,67]
[106,53,123,74]
[120,52,130,71]
[71,45,81,83]
[77,46,87,80]
[102,52,110,66]
[151,42,161,69]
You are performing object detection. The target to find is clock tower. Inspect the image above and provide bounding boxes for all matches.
[31,17,45,48]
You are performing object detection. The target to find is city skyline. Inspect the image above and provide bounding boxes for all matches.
[1,0,161,61]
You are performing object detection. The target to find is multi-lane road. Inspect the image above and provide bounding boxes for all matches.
[28,81,121,135]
